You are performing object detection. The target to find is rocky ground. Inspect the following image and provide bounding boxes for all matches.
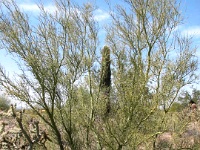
[0,107,48,150]
[1,107,200,149]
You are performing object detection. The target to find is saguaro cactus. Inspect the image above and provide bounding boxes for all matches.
[100,46,111,116]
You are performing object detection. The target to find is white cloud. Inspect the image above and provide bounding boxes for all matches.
[19,3,57,14]
[181,26,200,38]
[19,3,110,22]
[19,4,40,12]
[94,9,110,22]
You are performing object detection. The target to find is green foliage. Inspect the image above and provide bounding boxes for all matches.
[178,88,200,107]
[170,102,184,112]
[0,96,10,111]
[192,89,200,102]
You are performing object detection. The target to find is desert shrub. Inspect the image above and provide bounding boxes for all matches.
[0,96,10,111]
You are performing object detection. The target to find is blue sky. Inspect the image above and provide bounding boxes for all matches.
[181,0,200,44]
[0,0,200,90]
[182,0,200,26]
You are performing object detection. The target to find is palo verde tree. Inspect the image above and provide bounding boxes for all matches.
[0,0,199,149]
[99,0,198,149]
[0,0,98,149]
